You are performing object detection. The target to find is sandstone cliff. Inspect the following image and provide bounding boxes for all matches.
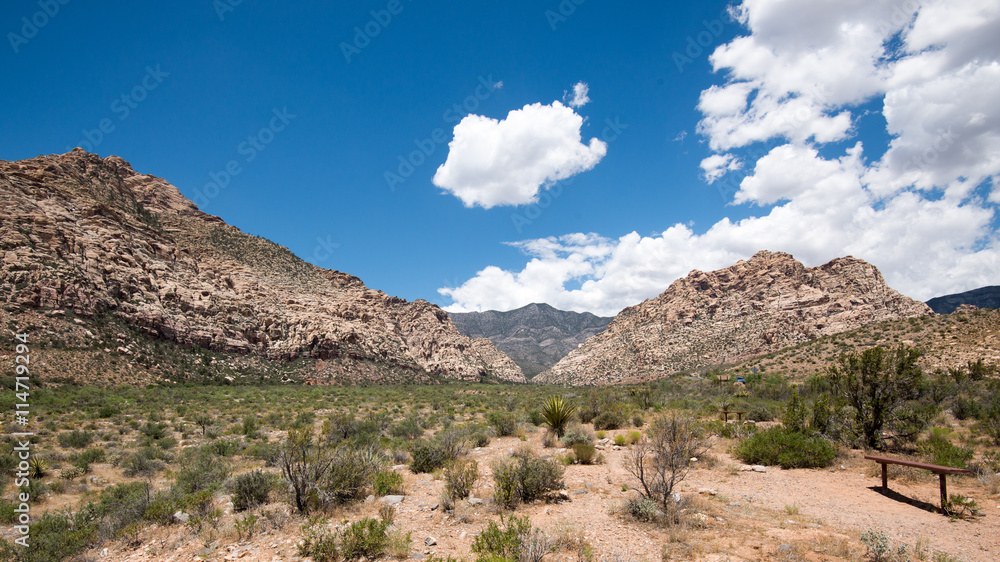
[535,251,932,385]
[0,150,524,384]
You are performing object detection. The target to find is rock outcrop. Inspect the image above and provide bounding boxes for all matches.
[449,303,612,378]
[0,150,524,383]
[535,251,932,385]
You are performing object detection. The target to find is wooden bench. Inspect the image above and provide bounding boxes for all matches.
[864,454,972,513]
[721,410,745,422]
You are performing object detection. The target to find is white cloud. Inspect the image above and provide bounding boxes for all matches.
[565,82,591,108]
[440,0,1000,315]
[433,101,607,209]
[700,153,742,184]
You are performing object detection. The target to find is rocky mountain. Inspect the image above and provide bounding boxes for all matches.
[926,286,1000,314]
[0,150,524,384]
[449,303,613,378]
[535,251,932,386]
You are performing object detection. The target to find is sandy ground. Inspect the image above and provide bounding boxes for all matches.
[74,428,999,561]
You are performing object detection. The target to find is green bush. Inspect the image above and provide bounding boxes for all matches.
[409,440,451,473]
[592,411,625,431]
[175,448,232,494]
[231,470,276,512]
[298,516,341,562]
[444,459,478,501]
[491,449,564,509]
[922,430,974,469]
[390,417,424,440]
[373,470,404,496]
[623,496,660,522]
[471,514,532,561]
[571,443,597,465]
[122,447,168,478]
[487,411,519,437]
[746,404,774,422]
[734,426,836,469]
[340,517,390,561]
[559,423,594,447]
[58,429,94,449]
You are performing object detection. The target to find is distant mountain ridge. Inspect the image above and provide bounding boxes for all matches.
[449,303,613,378]
[926,286,1000,314]
[535,251,933,386]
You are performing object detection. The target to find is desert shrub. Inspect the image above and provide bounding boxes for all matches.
[746,403,774,422]
[623,496,661,522]
[242,415,260,439]
[631,414,645,427]
[921,430,974,469]
[444,459,478,501]
[140,420,169,440]
[323,446,385,505]
[92,482,152,541]
[559,424,594,447]
[298,517,340,562]
[491,449,564,509]
[571,443,597,465]
[487,411,519,437]
[175,448,232,494]
[624,414,706,509]
[73,447,106,473]
[471,514,534,561]
[613,434,627,446]
[811,394,833,435]
[231,470,277,512]
[13,509,96,562]
[390,417,424,440]
[409,439,451,473]
[626,430,642,444]
[340,517,390,561]
[206,438,243,457]
[541,396,576,438]
[526,409,545,427]
[592,411,625,431]
[468,430,491,448]
[734,426,836,469]
[782,388,807,432]
[373,470,405,496]
[122,447,168,477]
[434,425,471,459]
[58,429,93,449]
[244,441,280,466]
[951,396,980,421]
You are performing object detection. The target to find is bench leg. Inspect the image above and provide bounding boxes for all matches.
[940,474,948,513]
[881,463,888,490]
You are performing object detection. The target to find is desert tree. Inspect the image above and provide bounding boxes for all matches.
[624,413,706,509]
[826,345,930,450]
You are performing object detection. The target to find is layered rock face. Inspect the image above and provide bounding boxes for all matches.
[535,251,932,385]
[450,303,613,378]
[0,150,524,383]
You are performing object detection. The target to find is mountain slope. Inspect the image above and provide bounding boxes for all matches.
[535,251,932,385]
[449,303,613,377]
[0,150,524,384]
[926,286,1000,314]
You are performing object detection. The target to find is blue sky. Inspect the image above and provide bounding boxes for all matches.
[4,0,999,315]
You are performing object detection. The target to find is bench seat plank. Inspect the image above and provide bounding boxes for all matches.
[864,454,971,514]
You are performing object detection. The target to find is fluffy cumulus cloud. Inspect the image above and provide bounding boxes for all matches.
[433,100,607,209]
[441,0,1000,315]
[565,82,591,108]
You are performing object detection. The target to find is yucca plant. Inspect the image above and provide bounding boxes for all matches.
[541,396,576,438]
